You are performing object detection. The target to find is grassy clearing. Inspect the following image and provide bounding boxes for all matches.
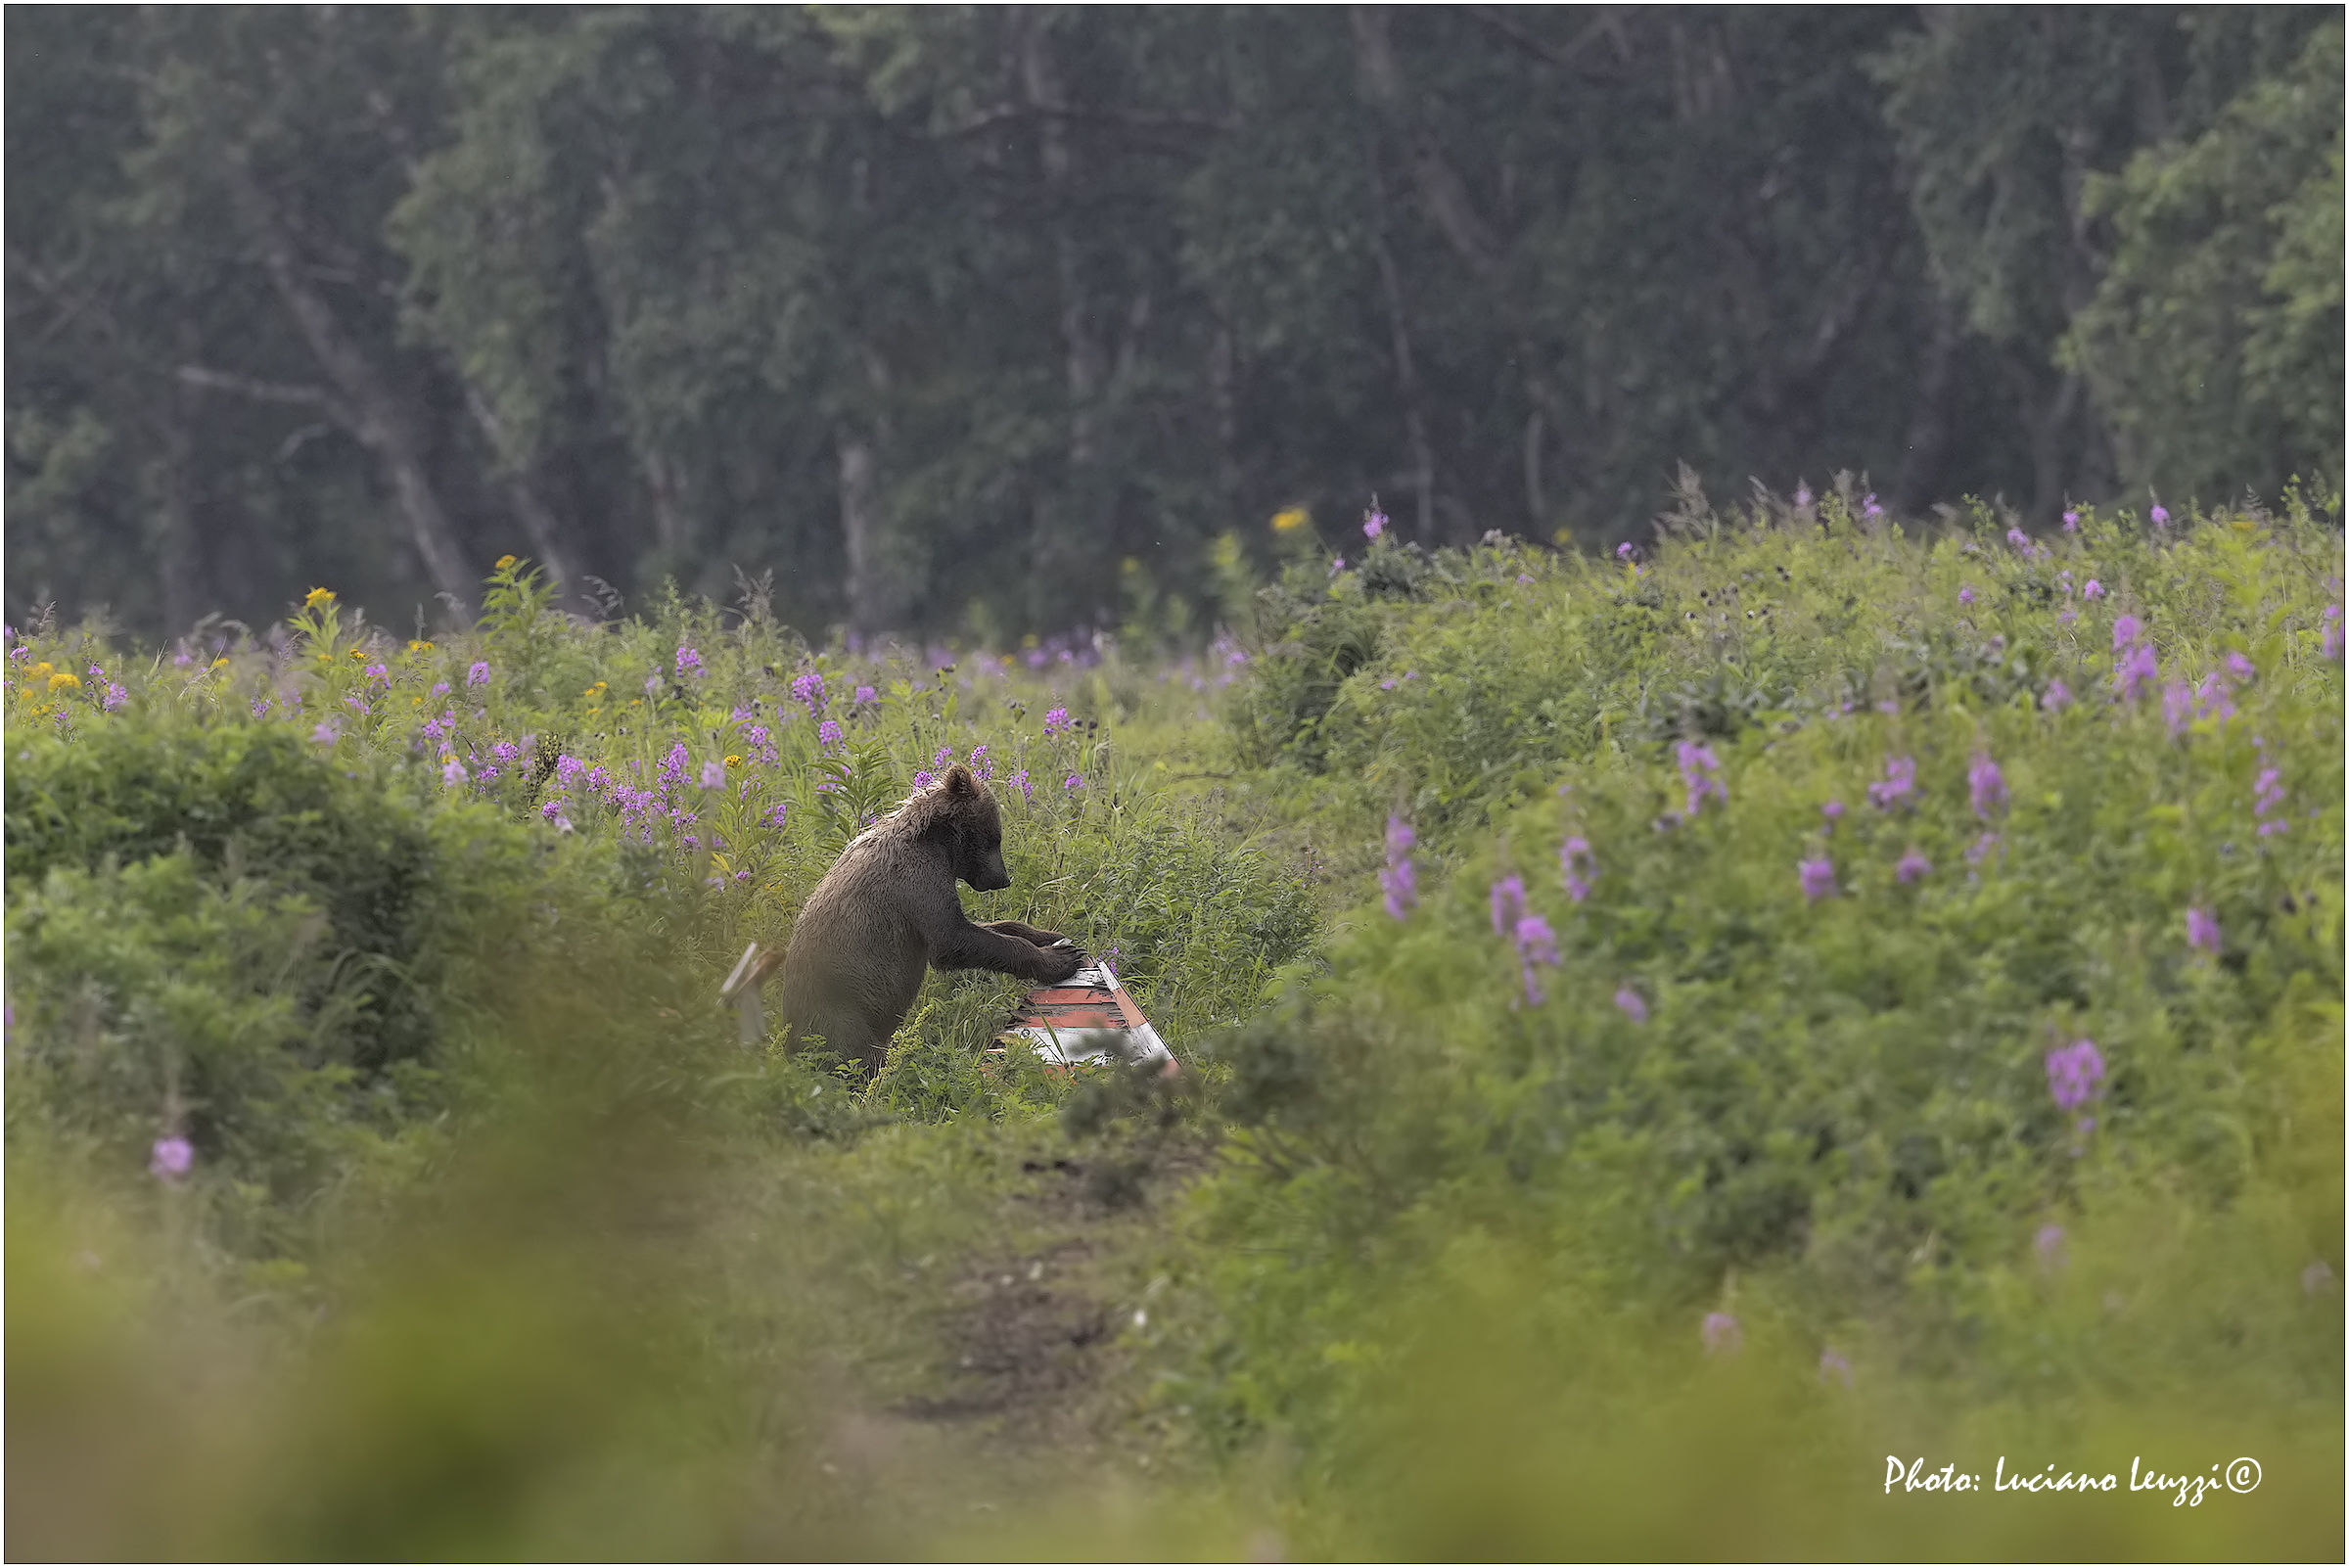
[6,493,2341,1556]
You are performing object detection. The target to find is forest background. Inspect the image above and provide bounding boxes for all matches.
[8,5,2343,645]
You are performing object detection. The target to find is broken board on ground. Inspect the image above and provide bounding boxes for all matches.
[990,945,1176,1075]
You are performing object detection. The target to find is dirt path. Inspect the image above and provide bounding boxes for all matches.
[889,1141,1212,1461]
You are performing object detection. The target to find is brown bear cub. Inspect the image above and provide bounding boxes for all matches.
[778,762,1084,1074]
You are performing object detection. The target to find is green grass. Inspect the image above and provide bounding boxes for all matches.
[5,492,2340,1557]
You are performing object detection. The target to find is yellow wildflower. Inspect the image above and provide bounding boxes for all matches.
[408,639,434,654]
[495,554,518,572]
[724,754,744,768]
[212,658,230,669]
[49,671,80,691]
[1270,506,1311,533]
[29,662,53,678]
[349,648,365,661]
[303,587,335,610]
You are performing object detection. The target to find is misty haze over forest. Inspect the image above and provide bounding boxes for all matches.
[7,6,2341,639]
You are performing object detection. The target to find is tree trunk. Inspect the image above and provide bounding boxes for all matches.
[1019,13,1103,471]
[1209,319,1241,520]
[462,386,579,598]
[1360,128,1438,540]
[837,430,898,637]
[1892,300,1963,515]
[157,324,206,634]
[220,158,474,611]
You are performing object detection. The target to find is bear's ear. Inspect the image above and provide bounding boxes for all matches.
[942,762,978,797]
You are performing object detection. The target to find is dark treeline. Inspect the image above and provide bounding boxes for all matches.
[7,6,2340,641]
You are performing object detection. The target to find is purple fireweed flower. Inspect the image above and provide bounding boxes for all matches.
[912,771,936,790]
[700,760,725,790]
[2082,579,2104,600]
[1513,914,1559,1006]
[2113,641,2158,702]
[1821,800,1845,827]
[468,661,489,687]
[1329,556,1346,576]
[1958,585,1975,606]
[1516,573,1534,585]
[854,683,877,705]
[2036,1223,2067,1272]
[149,1136,193,1182]
[791,670,826,715]
[2224,651,2253,681]
[2058,606,2079,626]
[103,683,127,712]
[2062,509,2080,530]
[1867,756,1916,810]
[2006,527,2030,551]
[764,802,791,829]
[1363,503,1387,540]
[2150,504,2169,527]
[441,757,469,786]
[1064,773,1082,792]
[1560,835,1594,902]
[2254,767,2288,835]
[817,718,843,749]
[1616,541,1635,561]
[1701,1312,1742,1356]
[432,681,450,697]
[1863,493,1883,520]
[2043,677,2072,711]
[1793,483,1813,508]
[492,741,522,765]
[1614,986,1647,1023]
[644,673,664,699]
[1965,831,2001,868]
[1896,848,1931,884]
[675,645,703,675]
[540,801,562,822]
[1968,754,2006,820]
[968,744,991,781]
[1382,816,1419,919]
[1819,1348,1855,1389]
[2186,674,2233,732]
[1009,768,1033,804]
[364,664,389,685]
[251,697,271,718]
[1043,705,1071,735]
[2186,906,2219,953]
[1798,855,1836,902]
[2046,1038,2105,1111]
[1677,741,1727,816]
[2111,615,2142,652]
[1490,874,1527,937]
[2322,606,2343,661]
[312,719,340,746]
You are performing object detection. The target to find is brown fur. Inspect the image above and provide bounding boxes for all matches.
[778,763,1082,1074]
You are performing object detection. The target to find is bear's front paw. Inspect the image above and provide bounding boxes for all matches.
[1037,944,1086,985]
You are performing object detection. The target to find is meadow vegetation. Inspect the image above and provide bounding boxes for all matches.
[6,487,2341,1558]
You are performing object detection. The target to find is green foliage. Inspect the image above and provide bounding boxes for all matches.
[2063,22,2346,505]
[6,506,2343,1558]
[16,9,2340,640]
[1163,497,2344,1470]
